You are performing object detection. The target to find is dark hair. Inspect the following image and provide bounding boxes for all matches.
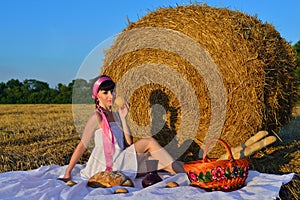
[98,76,115,92]
[91,75,115,92]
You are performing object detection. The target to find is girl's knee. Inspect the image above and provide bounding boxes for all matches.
[145,137,158,145]
[138,137,159,150]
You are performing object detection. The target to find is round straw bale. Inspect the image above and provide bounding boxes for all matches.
[100,4,297,159]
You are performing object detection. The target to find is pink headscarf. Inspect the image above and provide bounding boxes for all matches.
[92,76,115,171]
[92,76,112,99]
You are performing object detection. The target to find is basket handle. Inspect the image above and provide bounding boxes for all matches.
[203,138,234,162]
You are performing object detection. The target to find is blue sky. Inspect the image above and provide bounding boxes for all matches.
[0,0,298,88]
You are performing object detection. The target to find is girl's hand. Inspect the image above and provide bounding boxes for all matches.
[118,102,129,120]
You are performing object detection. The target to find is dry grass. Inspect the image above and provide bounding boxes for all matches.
[249,106,300,199]
[0,104,90,172]
[0,104,299,199]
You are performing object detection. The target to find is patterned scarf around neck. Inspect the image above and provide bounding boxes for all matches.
[97,106,115,171]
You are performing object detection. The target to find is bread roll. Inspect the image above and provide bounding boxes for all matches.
[165,181,179,188]
[114,188,129,194]
[115,96,126,108]
[66,180,77,186]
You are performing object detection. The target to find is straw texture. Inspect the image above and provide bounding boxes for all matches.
[100,4,297,158]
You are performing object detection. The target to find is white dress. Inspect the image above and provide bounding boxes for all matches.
[80,121,138,180]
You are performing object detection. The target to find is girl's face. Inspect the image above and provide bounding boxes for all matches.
[97,89,116,109]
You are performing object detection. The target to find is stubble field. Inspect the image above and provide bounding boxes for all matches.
[0,104,299,199]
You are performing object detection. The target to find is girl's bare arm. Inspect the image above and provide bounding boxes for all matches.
[62,113,99,178]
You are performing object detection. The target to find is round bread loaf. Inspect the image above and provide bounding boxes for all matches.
[87,171,134,188]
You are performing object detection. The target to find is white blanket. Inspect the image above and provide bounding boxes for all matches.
[0,164,294,200]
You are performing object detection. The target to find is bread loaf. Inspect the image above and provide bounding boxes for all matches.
[87,171,134,188]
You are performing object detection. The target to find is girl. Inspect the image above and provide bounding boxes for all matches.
[60,75,180,181]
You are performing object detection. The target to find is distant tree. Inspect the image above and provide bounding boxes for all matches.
[72,78,93,104]
[294,40,300,60]
[73,78,88,88]
[293,41,300,76]
[293,40,300,103]
[4,79,23,103]
[24,79,50,92]
[22,79,51,103]
[53,83,72,103]
[0,82,7,103]
[48,89,59,103]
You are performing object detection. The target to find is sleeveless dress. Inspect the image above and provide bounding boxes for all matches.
[80,121,138,180]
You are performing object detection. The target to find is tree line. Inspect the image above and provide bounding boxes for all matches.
[0,78,94,104]
[293,40,300,102]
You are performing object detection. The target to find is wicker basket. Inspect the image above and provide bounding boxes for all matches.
[184,138,250,192]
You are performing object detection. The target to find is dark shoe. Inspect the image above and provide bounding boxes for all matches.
[57,177,71,182]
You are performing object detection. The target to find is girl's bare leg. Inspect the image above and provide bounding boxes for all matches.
[134,137,177,174]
